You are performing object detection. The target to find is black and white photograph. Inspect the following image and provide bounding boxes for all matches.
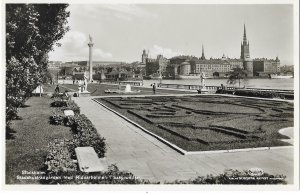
[1,0,299,192]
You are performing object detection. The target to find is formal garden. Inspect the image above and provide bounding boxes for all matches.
[97,95,294,152]
[5,4,292,185]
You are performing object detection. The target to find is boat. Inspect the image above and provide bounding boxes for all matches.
[270,74,293,79]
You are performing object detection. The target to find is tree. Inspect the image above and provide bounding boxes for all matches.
[227,67,248,88]
[6,4,69,123]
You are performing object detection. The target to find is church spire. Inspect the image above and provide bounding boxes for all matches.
[241,24,250,60]
[243,24,247,42]
[201,44,205,60]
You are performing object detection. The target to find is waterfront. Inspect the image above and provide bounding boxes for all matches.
[144,78,294,90]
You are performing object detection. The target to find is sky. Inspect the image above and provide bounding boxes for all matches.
[48,4,294,65]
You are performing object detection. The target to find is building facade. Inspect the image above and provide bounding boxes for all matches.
[145,54,170,76]
[253,57,280,77]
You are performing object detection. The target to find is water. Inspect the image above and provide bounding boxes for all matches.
[144,78,294,90]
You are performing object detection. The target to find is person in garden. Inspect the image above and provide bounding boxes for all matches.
[55,85,60,93]
[152,83,156,94]
[63,90,70,101]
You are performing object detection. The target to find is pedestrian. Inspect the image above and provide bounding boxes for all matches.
[55,85,60,93]
[63,90,70,101]
[152,83,156,94]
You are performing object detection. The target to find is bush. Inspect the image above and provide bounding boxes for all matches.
[49,114,65,125]
[63,115,76,126]
[49,113,106,158]
[44,155,149,184]
[51,92,62,99]
[234,90,280,99]
[50,101,67,107]
[44,139,77,174]
[70,114,106,158]
[62,100,80,114]
[216,89,235,95]
[44,139,142,184]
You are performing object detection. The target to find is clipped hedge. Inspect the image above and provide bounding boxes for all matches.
[216,89,293,100]
[234,90,280,99]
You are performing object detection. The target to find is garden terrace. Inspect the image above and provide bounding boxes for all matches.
[97,95,293,152]
[51,83,194,96]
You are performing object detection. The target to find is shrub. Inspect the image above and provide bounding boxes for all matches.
[234,90,280,99]
[62,100,80,114]
[63,116,76,126]
[49,114,65,125]
[44,139,77,174]
[44,139,143,184]
[50,101,67,107]
[216,89,235,95]
[70,114,106,158]
[51,92,62,99]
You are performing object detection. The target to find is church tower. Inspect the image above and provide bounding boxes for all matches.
[241,24,253,77]
[240,24,250,60]
[141,49,148,64]
[200,44,206,60]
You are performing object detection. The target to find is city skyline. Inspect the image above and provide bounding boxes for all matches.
[49,4,294,65]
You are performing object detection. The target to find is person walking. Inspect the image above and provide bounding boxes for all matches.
[55,85,60,93]
[152,83,156,94]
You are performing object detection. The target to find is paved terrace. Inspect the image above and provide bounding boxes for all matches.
[73,95,294,183]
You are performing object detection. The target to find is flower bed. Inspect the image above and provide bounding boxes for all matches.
[62,100,81,114]
[44,138,147,184]
[44,98,109,184]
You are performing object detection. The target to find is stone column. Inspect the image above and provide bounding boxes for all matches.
[88,35,94,82]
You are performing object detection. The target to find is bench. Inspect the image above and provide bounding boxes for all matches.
[75,147,106,172]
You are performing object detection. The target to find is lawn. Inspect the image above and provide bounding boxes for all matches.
[97,95,293,152]
[6,96,73,184]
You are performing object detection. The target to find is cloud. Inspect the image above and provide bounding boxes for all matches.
[49,31,112,62]
[149,45,182,58]
[94,48,113,59]
[71,4,157,22]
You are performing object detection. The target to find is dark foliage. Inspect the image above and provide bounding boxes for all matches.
[50,101,67,107]
[6,4,69,124]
